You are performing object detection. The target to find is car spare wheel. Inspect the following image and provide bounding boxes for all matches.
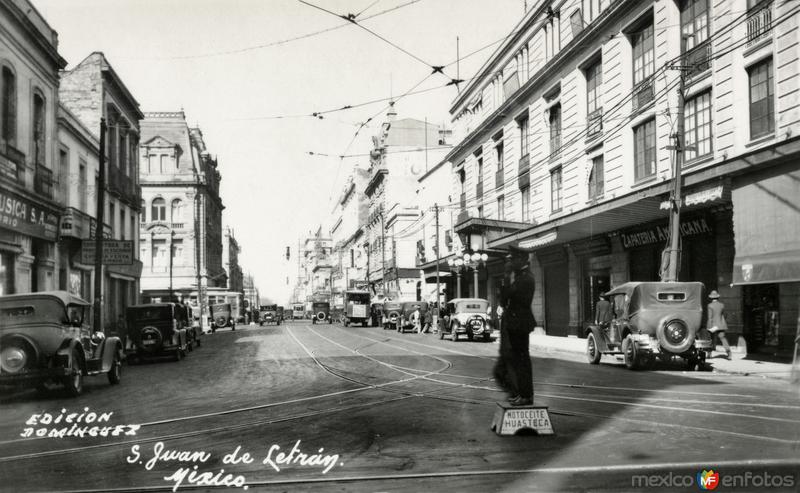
[316,312,326,321]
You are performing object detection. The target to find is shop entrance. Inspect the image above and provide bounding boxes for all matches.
[742,283,780,351]
[544,261,570,336]
[583,270,610,326]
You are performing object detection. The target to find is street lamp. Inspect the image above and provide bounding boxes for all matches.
[463,251,489,298]
[447,258,464,298]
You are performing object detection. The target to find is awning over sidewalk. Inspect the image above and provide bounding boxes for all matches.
[732,171,800,284]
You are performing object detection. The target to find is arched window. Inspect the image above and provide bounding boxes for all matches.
[1,65,16,147]
[170,199,182,222]
[151,197,166,221]
[140,199,146,222]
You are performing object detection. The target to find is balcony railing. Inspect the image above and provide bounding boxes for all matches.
[0,141,25,183]
[34,163,53,199]
[632,77,655,112]
[495,169,504,188]
[747,1,773,47]
[587,107,603,138]
[518,153,530,177]
[683,40,711,79]
[476,181,484,199]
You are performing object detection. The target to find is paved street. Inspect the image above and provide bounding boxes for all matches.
[1,321,798,492]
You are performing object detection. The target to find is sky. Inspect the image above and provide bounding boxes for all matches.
[32,0,525,302]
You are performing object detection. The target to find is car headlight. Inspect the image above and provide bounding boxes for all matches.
[664,320,688,345]
[1,343,32,374]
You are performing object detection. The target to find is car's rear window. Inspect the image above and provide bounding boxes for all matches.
[657,292,686,301]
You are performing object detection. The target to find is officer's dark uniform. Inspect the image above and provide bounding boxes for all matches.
[493,253,536,404]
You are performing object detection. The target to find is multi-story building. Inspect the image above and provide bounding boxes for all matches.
[138,112,226,327]
[443,0,799,353]
[59,52,143,328]
[362,103,450,299]
[330,167,369,302]
[0,0,66,296]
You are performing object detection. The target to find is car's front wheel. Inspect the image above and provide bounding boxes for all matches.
[64,349,84,396]
[586,332,602,365]
[108,350,122,385]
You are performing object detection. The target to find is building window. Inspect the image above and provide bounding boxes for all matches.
[632,22,655,85]
[680,0,709,49]
[159,155,166,174]
[109,202,115,237]
[59,148,69,204]
[140,199,146,222]
[521,186,530,222]
[684,91,712,161]
[551,167,563,212]
[120,208,126,240]
[495,140,504,172]
[748,58,774,140]
[32,92,45,164]
[549,103,562,157]
[477,205,484,218]
[634,119,656,181]
[497,195,505,220]
[79,160,87,211]
[475,150,483,185]
[171,199,183,222]
[588,155,604,200]
[586,60,603,136]
[172,239,183,266]
[151,197,166,221]
[1,66,16,146]
[518,115,529,158]
[152,239,167,269]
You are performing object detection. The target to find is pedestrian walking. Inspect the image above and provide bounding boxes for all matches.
[707,290,732,360]
[411,307,421,333]
[423,309,433,333]
[492,249,536,406]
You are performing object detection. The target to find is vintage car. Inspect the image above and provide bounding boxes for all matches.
[584,281,713,370]
[292,304,305,320]
[343,290,371,327]
[126,303,189,362]
[259,304,280,326]
[398,301,428,333]
[0,291,122,396]
[210,303,236,332]
[311,302,332,324]
[370,302,383,327]
[177,303,201,350]
[439,298,492,342]
[382,300,403,331]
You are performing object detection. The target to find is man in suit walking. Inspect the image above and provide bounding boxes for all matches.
[493,249,536,406]
[707,290,732,360]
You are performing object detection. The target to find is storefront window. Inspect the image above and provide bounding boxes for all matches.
[0,252,13,295]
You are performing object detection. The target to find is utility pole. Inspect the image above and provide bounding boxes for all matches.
[380,211,386,294]
[433,204,441,311]
[662,38,689,282]
[93,118,106,332]
[169,230,174,302]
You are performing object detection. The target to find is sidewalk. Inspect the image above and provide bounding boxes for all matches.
[527,333,798,382]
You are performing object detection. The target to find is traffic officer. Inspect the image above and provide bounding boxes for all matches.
[493,248,536,406]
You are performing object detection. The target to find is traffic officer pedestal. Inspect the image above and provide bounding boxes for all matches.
[491,402,554,436]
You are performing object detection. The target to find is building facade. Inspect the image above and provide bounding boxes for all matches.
[59,52,143,329]
[442,0,799,353]
[362,103,450,299]
[330,168,369,303]
[138,112,226,327]
[0,0,66,296]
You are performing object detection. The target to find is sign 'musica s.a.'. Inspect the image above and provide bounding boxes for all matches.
[0,188,59,241]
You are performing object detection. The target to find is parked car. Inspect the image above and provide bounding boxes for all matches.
[382,300,402,331]
[177,303,201,350]
[398,301,428,333]
[439,298,492,342]
[370,302,383,327]
[343,290,371,327]
[259,304,280,326]
[0,291,122,396]
[126,303,189,362]
[311,302,332,324]
[210,303,236,332]
[584,281,713,370]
